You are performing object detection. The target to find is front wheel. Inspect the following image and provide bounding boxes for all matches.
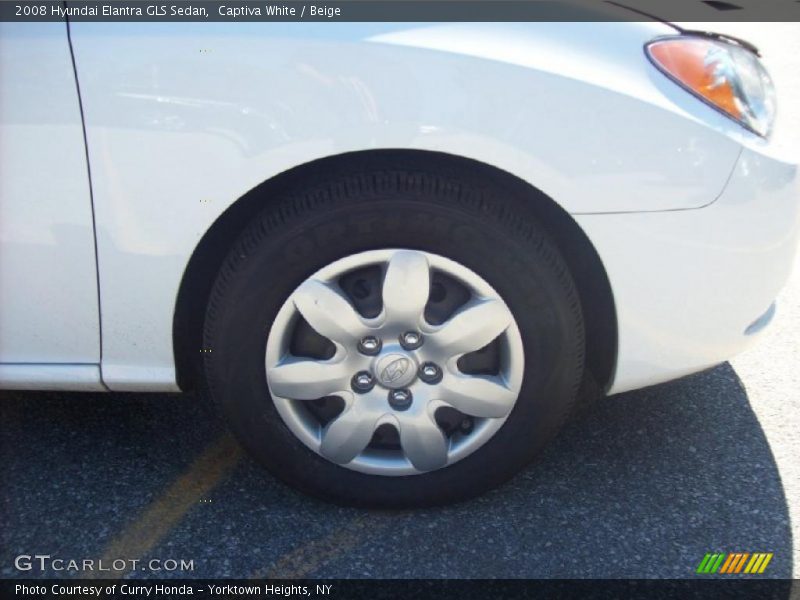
[203,168,584,507]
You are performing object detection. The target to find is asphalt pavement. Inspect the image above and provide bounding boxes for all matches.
[1,23,799,580]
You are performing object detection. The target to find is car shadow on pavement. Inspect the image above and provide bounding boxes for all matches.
[0,362,792,579]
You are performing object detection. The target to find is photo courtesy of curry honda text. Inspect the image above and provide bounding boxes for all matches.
[1,14,798,507]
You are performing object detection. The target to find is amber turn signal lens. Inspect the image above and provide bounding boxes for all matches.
[648,39,741,119]
[646,36,776,137]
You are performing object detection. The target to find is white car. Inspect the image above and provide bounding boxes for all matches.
[1,15,797,506]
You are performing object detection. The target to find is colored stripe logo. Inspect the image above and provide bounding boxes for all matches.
[696,552,773,574]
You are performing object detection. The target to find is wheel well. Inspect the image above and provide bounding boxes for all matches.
[173,150,617,395]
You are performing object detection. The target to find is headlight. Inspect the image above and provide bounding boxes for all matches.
[646,35,776,138]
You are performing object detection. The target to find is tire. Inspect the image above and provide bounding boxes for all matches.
[202,164,585,507]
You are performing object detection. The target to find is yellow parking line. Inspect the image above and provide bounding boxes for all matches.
[252,514,391,579]
[84,433,242,580]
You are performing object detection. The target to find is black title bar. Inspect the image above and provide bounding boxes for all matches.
[2,579,796,600]
[2,0,800,23]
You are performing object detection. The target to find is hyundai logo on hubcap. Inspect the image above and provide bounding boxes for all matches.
[382,358,409,383]
[375,354,416,389]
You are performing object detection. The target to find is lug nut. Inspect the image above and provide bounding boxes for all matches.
[418,362,443,385]
[399,331,423,350]
[351,371,375,394]
[357,335,382,356]
[388,389,413,411]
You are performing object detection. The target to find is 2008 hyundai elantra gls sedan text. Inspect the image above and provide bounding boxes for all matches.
[1,12,797,506]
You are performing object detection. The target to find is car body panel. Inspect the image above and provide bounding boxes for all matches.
[0,23,101,367]
[64,21,748,391]
[0,364,105,391]
[1,21,795,395]
[577,145,800,393]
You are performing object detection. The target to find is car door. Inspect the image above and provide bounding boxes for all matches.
[0,23,101,382]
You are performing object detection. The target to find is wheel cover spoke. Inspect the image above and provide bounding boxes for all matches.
[381,250,431,326]
[429,299,512,357]
[293,279,368,346]
[398,412,449,472]
[267,358,350,400]
[437,374,517,419]
[320,404,381,464]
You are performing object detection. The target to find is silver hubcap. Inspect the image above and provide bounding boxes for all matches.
[265,249,524,476]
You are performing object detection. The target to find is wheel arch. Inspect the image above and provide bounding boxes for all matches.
[173,149,617,396]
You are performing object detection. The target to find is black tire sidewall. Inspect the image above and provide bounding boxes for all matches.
[204,179,584,507]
